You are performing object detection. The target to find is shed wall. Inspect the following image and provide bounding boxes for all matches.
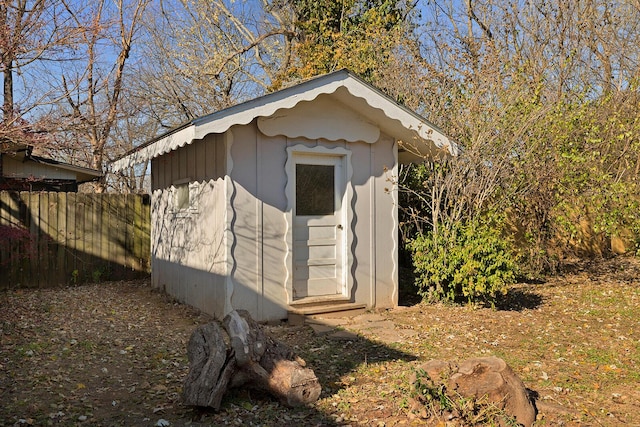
[342,133,398,309]
[150,134,228,316]
[228,121,398,321]
[226,124,290,320]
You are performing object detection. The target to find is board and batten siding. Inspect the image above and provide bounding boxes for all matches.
[348,133,398,309]
[228,119,398,321]
[150,134,228,316]
[226,123,290,320]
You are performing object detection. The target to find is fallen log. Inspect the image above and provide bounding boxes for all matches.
[182,321,236,409]
[183,310,321,410]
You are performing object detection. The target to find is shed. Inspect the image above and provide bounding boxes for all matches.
[113,69,456,322]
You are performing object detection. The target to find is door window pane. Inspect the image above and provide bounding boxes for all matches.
[296,164,334,215]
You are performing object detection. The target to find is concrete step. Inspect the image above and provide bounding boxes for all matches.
[287,302,367,326]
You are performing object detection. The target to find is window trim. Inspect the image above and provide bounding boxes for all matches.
[172,178,198,215]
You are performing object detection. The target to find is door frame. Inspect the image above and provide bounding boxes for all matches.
[284,144,353,304]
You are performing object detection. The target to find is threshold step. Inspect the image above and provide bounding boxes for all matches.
[287,302,367,326]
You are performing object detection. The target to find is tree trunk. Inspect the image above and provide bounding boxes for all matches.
[3,63,13,121]
[183,310,321,410]
[182,321,237,409]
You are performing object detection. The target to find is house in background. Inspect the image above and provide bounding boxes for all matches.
[0,141,102,192]
[113,69,457,322]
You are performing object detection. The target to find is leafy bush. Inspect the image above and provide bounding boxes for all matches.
[0,224,34,266]
[409,217,518,305]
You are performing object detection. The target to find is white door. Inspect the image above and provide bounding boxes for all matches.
[292,154,346,300]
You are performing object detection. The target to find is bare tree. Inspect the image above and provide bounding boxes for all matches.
[0,0,76,147]
[133,0,295,130]
[50,0,149,191]
[398,0,640,272]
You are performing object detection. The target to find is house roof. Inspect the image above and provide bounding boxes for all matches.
[112,69,457,171]
[0,140,29,153]
[27,155,103,183]
[1,146,102,183]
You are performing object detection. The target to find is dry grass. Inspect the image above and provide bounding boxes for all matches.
[1,257,639,426]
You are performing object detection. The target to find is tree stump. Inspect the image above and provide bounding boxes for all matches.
[449,357,536,427]
[183,310,321,410]
[411,356,536,427]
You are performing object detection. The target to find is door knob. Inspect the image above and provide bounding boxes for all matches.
[337,224,343,230]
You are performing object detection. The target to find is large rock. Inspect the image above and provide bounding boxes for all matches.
[412,356,536,426]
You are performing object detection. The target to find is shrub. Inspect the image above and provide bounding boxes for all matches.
[0,224,34,266]
[409,217,518,305]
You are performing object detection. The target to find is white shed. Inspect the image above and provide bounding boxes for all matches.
[113,69,455,322]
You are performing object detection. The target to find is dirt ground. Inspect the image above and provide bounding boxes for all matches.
[1,257,639,426]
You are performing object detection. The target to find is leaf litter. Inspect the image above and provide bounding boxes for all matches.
[1,257,639,426]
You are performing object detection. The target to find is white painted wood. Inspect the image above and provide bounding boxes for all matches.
[256,132,289,320]
[149,134,229,318]
[292,156,343,298]
[390,138,399,306]
[257,94,380,143]
[3,156,79,180]
[224,130,236,317]
[150,177,228,317]
[227,124,260,318]
[285,145,352,303]
[147,121,402,321]
[342,136,398,310]
[348,140,374,306]
[373,134,399,308]
[112,69,456,171]
[120,71,457,322]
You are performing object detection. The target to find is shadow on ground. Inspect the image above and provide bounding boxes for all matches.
[494,286,545,311]
[0,282,416,427]
[186,321,417,426]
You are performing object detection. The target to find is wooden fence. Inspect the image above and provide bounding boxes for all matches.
[0,192,150,289]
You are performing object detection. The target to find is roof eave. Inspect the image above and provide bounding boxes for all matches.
[111,69,458,172]
[29,155,103,181]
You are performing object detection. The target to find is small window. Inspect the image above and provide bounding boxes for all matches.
[174,180,198,213]
[175,183,190,210]
[296,164,335,216]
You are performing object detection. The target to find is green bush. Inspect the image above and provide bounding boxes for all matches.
[409,218,518,305]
